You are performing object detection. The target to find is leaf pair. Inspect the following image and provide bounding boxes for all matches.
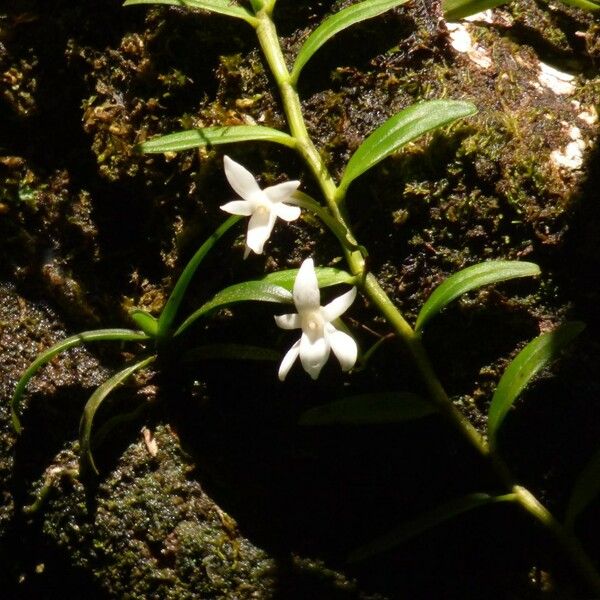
[141,100,477,202]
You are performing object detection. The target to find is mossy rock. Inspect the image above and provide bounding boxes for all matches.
[0,0,599,598]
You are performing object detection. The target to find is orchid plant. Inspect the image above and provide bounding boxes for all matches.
[11,0,600,595]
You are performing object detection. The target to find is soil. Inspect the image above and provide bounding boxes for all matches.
[0,0,599,598]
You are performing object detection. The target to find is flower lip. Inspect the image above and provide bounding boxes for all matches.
[275,257,358,380]
[220,155,301,257]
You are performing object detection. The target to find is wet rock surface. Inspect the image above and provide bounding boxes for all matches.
[1,0,599,598]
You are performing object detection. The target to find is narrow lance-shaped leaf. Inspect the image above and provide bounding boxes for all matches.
[11,329,150,434]
[565,447,600,529]
[129,309,159,337]
[442,0,508,20]
[300,392,435,426]
[415,261,541,334]
[488,322,585,445]
[175,281,292,336]
[158,215,241,338]
[558,0,600,10]
[139,126,295,154]
[174,267,355,336]
[290,0,409,84]
[349,493,516,562]
[337,100,477,196]
[443,0,599,20]
[123,0,258,25]
[261,267,356,291]
[79,355,157,476]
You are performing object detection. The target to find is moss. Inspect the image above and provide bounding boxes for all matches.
[1,0,599,597]
[37,425,382,599]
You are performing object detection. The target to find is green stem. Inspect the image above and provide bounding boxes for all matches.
[254,10,600,594]
[513,486,600,593]
[255,13,365,277]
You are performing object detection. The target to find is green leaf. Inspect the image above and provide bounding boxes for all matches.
[442,0,508,20]
[183,343,279,362]
[300,392,435,425]
[349,492,516,562]
[565,447,600,528]
[79,355,156,476]
[261,267,356,291]
[415,261,541,334]
[11,329,150,434]
[175,280,292,336]
[130,309,159,337]
[123,0,258,25]
[338,100,477,195]
[442,0,599,20]
[139,126,295,154]
[488,322,585,444]
[158,215,241,338]
[290,0,410,84]
[174,267,355,337]
[558,0,600,10]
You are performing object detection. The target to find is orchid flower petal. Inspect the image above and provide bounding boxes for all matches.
[275,313,302,330]
[220,199,255,216]
[224,155,262,200]
[293,258,320,312]
[299,331,330,380]
[264,180,300,203]
[278,339,301,381]
[322,287,357,322]
[273,202,301,222]
[246,209,277,254]
[326,324,358,372]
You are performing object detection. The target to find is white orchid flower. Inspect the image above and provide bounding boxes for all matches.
[275,258,358,381]
[220,155,301,258]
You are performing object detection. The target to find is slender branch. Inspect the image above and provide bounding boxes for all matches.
[253,8,600,594]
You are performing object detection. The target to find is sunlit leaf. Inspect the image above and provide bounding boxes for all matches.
[300,392,435,425]
[565,447,600,528]
[349,492,516,561]
[415,261,540,334]
[184,343,279,361]
[130,309,159,337]
[79,355,156,476]
[174,267,354,336]
[158,216,241,338]
[338,100,477,195]
[290,0,409,84]
[442,0,507,20]
[559,0,600,10]
[123,0,258,24]
[139,126,295,154]
[261,267,356,291]
[175,281,292,336]
[488,322,585,444]
[11,329,150,434]
[443,0,598,19]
